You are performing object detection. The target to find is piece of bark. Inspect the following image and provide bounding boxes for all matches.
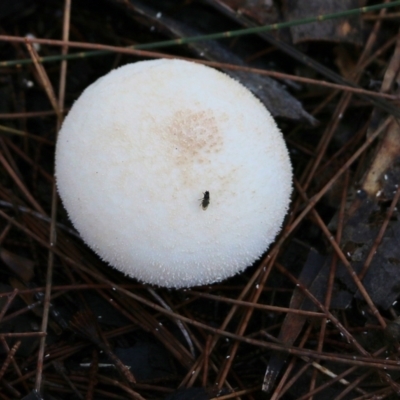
[281,0,363,45]
[263,249,326,392]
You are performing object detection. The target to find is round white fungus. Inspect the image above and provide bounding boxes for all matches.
[55,59,292,288]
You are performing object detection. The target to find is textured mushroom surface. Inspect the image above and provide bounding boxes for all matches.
[55,59,292,288]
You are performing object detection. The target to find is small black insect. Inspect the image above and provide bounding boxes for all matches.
[200,191,210,210]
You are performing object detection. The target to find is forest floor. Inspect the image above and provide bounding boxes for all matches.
[0,1,400,399]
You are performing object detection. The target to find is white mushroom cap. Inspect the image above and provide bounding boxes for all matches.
[55,59,292,288]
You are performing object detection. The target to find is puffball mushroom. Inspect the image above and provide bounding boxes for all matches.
[55,59,292,288]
